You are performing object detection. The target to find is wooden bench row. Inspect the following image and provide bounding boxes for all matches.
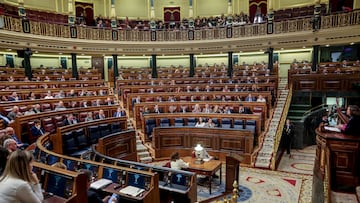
[142,113,262,142]
[133,101,267,129]
[126,91,273,113]
[0,79,106,90]
[0,86,110,101]
[0,67,100,74]
[35,133,161,203]
[0,73,102,81]
[12,105,119,143]
[0,95,114,114]
[117,75,277,87]
[36,129,197,203]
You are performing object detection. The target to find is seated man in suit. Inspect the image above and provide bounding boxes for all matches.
[95,109,106,120]
[238,104,253,114]
[6,127,28,149]
[63,114,78,126]
[153,104,162,114]
[245,93,256,102]
[30,120,45,138]
[113,107,126,117]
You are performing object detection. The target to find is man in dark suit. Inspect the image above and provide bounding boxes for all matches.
[238,104,253,114]
[63,114,78,126]
[282,119,295,156]
[79,169,111,203]
[95,109,106,120]
[153,104,162,114]
[30,120,45,138]
[113,107,126,117]
[245,93,256,102]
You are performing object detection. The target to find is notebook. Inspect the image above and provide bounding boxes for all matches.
[119,185,145,197]
[324,126,341,133]
[90,178,113,190]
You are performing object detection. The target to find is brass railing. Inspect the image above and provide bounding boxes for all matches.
[2,10,359,42]
[270,84,293,170]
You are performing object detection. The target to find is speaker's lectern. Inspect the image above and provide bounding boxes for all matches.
[225,153,243,192]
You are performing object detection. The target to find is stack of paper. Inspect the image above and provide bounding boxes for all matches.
[119,185,144,197]
[90,178,113,190]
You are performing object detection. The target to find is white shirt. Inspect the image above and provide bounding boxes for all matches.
[0,176,43,203]
[170,159,189,170]
[195,122,206,127]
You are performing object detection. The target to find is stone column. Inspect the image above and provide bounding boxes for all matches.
[189,54,195,77]
[312,45,319,72]
[71,53,78,79]
[151,54,157,78]
[113,54,118,87]
[228,52,233,78]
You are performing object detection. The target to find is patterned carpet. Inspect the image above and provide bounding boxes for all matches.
[151,145,358,203]
[199,167,312,203]
[277,145,316,175]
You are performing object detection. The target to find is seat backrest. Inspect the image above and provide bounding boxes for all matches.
[221,118,232,128]
[160,118,170,127]
[246,120,256,125]
[174,118,184,126]
[187,118,196,126]
[88,126,100,144]
[233,119,244,129]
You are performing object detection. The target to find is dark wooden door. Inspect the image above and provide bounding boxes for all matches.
[91,56,104,79]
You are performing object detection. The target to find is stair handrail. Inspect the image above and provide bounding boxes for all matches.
[302,104,328,116]
[270,84,293,170]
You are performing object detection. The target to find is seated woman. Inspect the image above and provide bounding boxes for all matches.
[170,152,189,170]
[336,105,360,135]
[195,117,206,127]
[0,150,43,202]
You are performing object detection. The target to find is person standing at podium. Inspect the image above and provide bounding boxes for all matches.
[336,105,360,135]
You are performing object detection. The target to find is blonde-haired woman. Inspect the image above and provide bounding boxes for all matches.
[0,150,43,203]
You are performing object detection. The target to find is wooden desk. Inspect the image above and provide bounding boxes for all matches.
[182,157,222,194]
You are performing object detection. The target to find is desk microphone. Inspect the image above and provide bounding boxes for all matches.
[113,185,122,190]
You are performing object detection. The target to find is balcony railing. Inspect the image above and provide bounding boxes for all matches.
[2,10,360,42]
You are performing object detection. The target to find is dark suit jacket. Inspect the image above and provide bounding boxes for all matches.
[344,116,360,135]
[63,118,78,126]
[95,115,106,119]
[239,107,252,114]
[87,189,104,203]
[30,126,44,137]
[113,111,125,117]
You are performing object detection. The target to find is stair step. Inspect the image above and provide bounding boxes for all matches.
[140,157,152,163]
